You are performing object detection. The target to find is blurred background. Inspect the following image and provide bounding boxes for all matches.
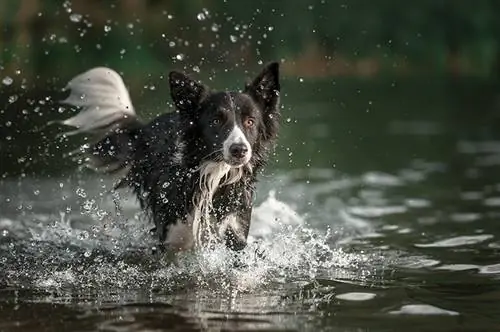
[2,0,500,178]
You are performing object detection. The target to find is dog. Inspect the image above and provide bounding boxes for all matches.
[57,62,281,253]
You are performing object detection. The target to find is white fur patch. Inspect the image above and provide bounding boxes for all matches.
[191,161,244,247]
[222,125,252,164]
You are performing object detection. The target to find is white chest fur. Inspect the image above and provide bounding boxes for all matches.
[165,161,244,250]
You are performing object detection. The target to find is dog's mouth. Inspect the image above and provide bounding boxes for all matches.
[225,156,250,168]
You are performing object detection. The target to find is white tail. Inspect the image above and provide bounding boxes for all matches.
[56,67,142,175]
[60,67,136,136]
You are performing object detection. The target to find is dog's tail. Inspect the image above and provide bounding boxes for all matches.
[58,67,143,175]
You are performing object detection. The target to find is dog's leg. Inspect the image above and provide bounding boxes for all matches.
[222,209,251,251]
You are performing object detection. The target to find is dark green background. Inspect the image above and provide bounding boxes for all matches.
[2,0,500,177]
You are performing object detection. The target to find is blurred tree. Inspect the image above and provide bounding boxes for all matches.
[1,0,500,84]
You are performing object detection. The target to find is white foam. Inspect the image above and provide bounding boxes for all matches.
[250,190,304,238]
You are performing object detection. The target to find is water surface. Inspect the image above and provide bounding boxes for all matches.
[2,78,500,331]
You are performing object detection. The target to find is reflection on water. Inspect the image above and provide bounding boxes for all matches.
[2,79,500,331]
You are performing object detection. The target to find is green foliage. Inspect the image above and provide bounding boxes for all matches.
[1,0,500,85]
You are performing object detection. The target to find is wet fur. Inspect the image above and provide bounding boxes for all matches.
[57,63,281,252]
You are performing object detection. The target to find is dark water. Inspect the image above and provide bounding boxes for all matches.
[2,78,500,331]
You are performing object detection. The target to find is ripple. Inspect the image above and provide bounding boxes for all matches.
[484,197,500,207]
[434,264,480,271]
[389,120,442,136]
[362,172,403,187]
[401,258,440,269]
[358,232,384,239]
[389,304,459,316]
[381,225,399,231]
[460,191,483,201]
[476,154,500,166]
[398,169,426,182]
[405,198,431,208]
[347,206,407,218]
[335,292,376,301]
[449,213,481,223]
[479,263,500,275]
[415,235,494,248]
[457,140,500,154]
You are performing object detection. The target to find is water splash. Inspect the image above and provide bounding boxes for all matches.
[0,187,381,296]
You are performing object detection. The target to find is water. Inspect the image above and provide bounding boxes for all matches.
[2,78,500,331]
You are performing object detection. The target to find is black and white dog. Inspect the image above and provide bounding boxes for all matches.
[58,62,281,253]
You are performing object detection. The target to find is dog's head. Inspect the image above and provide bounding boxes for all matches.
[168,62,280,168]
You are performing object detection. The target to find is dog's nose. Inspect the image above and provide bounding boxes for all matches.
[229,143,248,158]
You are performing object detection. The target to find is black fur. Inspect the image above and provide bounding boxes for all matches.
[61,62,281,252]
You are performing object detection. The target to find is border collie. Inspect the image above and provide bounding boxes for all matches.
[58,62,281,253]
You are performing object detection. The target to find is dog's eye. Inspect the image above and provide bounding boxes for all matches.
[244,118,255,128]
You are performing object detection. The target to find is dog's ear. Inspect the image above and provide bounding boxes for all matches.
[245,62,281,141]
[245,62,280,112]
[169,71,207,111]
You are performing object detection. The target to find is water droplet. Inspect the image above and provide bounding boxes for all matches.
[2,76,13,86]
[33,189,40,196]
[192,65,200,73]
[299,78,304,82]
[8,95,18,103]
[229,35,238,43]
[5,121,11,127]
[76,188,87,198]
[104,25,111,32]
[211,23,219,32]
[175,53,185,61]
[120,49,126,55]
[197,12,206,21]
[82,199,95,212]
[268,26,274,31]
[69,13,82,22]
[83,250,91,257]
[169,41,176,47]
